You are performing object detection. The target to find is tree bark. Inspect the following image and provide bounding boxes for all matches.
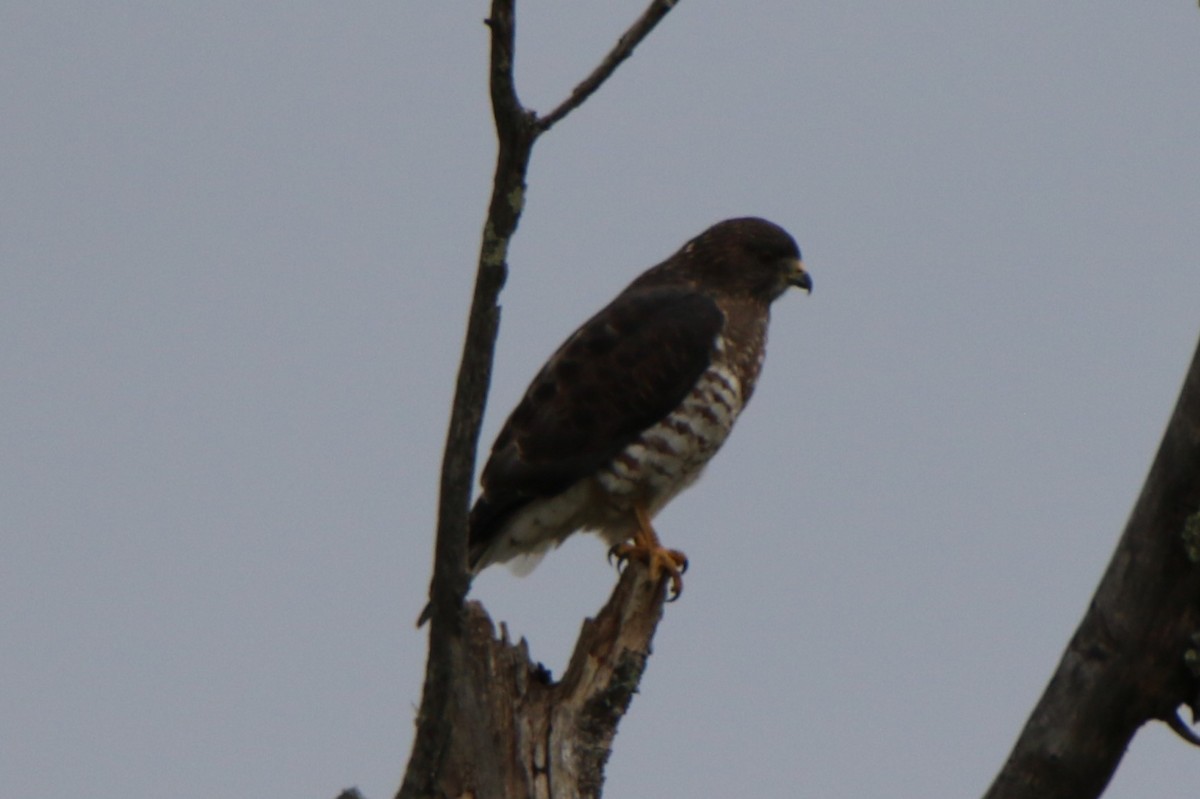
[405,565,668,799]
[983,332,1200,798]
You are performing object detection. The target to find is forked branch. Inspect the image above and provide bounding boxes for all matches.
[537,0,679,132]
[401,3,681,797]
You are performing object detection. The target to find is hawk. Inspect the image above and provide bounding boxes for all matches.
[470,217,809,601]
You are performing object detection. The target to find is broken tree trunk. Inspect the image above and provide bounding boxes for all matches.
[401,565,668,799]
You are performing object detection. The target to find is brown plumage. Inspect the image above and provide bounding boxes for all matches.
[469,217,810,597]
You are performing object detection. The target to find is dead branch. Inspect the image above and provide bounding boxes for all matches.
[400,2,680,797]
[982,332,1200,798]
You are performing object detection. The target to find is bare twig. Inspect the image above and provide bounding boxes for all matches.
[537,0,680,132]
[484,1,524,133]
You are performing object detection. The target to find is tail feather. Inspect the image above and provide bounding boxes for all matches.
[416,494,529,627]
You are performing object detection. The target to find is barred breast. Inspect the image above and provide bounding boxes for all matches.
[588,355,745,542]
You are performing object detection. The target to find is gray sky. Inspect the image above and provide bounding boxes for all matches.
[4,2,1199,797]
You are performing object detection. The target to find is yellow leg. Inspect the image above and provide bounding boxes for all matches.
[608,503,689,600]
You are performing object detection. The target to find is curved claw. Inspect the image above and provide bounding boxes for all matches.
[663,549,686,600]
[610,540,688,601]
[607,543,628,572]
[665,571,684,602]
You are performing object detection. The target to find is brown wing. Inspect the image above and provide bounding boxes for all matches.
[468,286,724,561]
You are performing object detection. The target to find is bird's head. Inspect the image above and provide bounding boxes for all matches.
[680,217,811,302]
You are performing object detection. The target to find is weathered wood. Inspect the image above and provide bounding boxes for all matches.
[412,565,667,799]
[983,333,1200,799]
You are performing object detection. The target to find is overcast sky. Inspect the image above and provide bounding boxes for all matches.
[4,2,1200,797]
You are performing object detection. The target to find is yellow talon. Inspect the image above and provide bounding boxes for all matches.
[608,504,689,600]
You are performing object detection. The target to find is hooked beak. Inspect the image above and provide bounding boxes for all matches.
[788,259,812,294]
